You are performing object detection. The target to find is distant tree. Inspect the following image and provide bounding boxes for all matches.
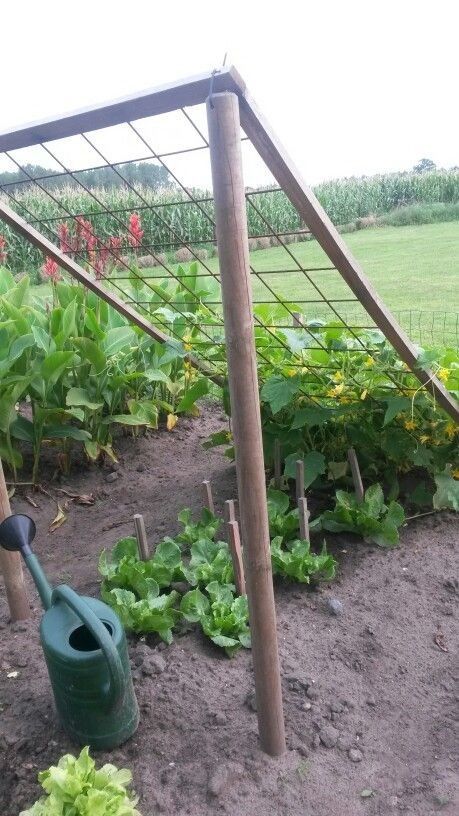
[413,158,436,174]
[0,162,171,191]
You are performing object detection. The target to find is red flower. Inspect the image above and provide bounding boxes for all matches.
[0,235,7,265]
[75,216,96,252]
[58,222,72,254]
[41,257,61,282]
[127,213,143,248]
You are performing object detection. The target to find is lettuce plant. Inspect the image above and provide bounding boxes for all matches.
[271,537,336,583]
[180,582,251,657]
[311,483,405,547]
[20,746,141,816]
[267,488,299,541]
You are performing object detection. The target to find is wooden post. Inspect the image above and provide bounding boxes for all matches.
[0,459,30,621]
[133,513,150,561]
[347,448,364,503]
[224,499,236,524]
[298,497,310,542]
[202,480,215,514]
[207,92,286,757]
[292,312,303,327]
[227,519,246,596]
[274,439,282,490]
[295,459,304,503]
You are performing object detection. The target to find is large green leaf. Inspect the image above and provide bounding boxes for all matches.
[66,387,103,411]
[261,375,299,414]
[40,351,75,385]
[74,337,106,374]
[433,466,459,511]
[284,450,326,489]
[176,377,209,412]
[103,326,135,356]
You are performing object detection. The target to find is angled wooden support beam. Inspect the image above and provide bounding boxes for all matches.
[238,92,459,424]
[0,67,246,151]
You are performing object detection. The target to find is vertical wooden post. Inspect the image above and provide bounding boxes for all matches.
[273,439,282,489]
[227,519,246,596]
[202,480,215,514]
[224,499,236,524]
[347,448,364,503]
[295,459,305,503]
[298,497,310,543]
[207,92,286,757]
[133,513,150,561]
[0,459,30,621]
[292,312,303,327]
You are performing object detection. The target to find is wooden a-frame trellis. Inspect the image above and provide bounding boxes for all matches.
[0,67,457,758]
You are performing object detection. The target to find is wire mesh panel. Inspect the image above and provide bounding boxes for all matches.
[0,69,457,425]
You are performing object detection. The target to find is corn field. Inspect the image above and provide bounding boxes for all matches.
[1,169,458,275]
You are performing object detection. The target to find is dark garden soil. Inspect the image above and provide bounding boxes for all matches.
[0,405,458,816]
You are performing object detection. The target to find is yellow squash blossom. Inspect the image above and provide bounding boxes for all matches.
[404,419,416,431]
[419,434,430,444]
[452,468,459,480]
[445,422,458,439]
[332,370,344,383]
[326,382,345,398]
[437,368,449,383]
[364,356,375,368]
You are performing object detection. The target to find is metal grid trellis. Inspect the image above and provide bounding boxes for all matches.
[0,66,457,422]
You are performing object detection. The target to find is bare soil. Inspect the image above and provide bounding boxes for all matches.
[0,406,458,815]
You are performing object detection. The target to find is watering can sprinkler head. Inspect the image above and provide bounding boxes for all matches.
[0,513,36,557]
[0,513,52,610]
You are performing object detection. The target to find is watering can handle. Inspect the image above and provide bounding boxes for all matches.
[52,585,124,711]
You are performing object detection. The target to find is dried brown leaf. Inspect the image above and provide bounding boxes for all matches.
[49,502,68,533]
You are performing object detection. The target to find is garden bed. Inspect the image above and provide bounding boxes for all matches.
[0,406,457,816]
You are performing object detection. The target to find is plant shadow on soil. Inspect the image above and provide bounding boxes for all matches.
[0,405,457,815]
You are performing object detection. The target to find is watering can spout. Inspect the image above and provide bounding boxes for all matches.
[0,514,52,610]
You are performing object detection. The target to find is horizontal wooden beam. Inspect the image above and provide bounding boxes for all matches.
[0,201,222,385]
[238,91,459,423]
[0,66,246,152]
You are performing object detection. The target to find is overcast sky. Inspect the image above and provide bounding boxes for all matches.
[1,0,457,187]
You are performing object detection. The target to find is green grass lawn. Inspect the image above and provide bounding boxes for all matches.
[33,221,459,344]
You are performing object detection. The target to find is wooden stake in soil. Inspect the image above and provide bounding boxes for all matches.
[202,480,215,514]
[207,91,286,757]
[274,439,282,490]
[347,448,364,503]
[298,497,310,542]
[133,513,150,561]
[224,499,236,524]
[295,459,305,503]
[226,519,246,596]
[0,459,30,621]
[292,312,303,327]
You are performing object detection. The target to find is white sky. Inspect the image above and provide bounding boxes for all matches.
[1,0,458,188]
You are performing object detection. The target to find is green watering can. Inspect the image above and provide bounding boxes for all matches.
[0,514,139,750]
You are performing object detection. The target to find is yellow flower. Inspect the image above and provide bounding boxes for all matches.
[364,356,375,368]
[166,413,178,431]
[445,422,458,439]
[437,368,449,383]
[360,389,368,401]
[332,370,344,383]
[404,419,416,431]
[326,382,345,398]
[183,334,193,351]
[419,434,430,444]
[452,468,459,480]
[287,368,297,377]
